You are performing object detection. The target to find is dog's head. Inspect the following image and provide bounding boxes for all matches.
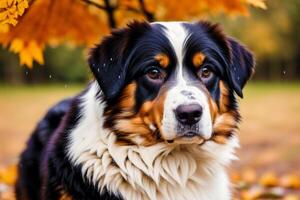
[89,21,254,146]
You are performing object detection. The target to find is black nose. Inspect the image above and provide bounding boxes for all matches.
[175,104,202,125]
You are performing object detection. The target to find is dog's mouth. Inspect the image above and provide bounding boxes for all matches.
[166,131,207,145]
[183,131,200,137]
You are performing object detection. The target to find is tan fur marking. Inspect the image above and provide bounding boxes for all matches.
[212,135,227,144]
[192,52,206,68]
[219,81,229,113]
[115,118,149,134]
[154,53,170,68]
[208,97,218,124]
[119,83,137,110]
[114,83,169,146]
[212,112,237,144]
[59,191,72,200]
[150,89,168,138]
[210,81,239,144]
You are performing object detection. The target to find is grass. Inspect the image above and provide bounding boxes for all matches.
[0,82,299,174]
[238,82,300,174]
[0,84,83,165]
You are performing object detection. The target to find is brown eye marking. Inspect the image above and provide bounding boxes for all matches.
[192,52,206,68]
[154,53,170,68]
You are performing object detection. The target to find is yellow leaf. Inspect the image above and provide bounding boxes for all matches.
[259,172,279,187]
[9,38,23,52]
[0,23,9,32]
[6,17,18,25]
[0,1,8,9]
[17,0,29,15]
[0,0,29,29]
[0,11,8,21]
[20,47,33,68]
[8,4,17,14]
[247,0,267,10]
[0,165,17,185]
[7,0,15,7]
[241,187,264,200]
[0,0,108,67]
[280,174,300,189]
[28,41,44,65]
[13,40,45,67]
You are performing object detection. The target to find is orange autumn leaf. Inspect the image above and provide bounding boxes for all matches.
[259,172,280,187]
[0,0,109,68]
[0,165,17,185]
[240,186,264,200]
[280,174,300,189]
[9,39,44,67]
[0,0,267,67]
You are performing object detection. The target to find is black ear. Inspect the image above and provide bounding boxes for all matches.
[227,38,255,98]
[88,21,150,99]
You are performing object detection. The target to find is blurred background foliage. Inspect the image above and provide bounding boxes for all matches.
[217,0,300,81]
[0,45,89,83]
[1,0,299,84]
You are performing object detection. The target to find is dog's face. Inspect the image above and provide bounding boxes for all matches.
[89,21,254,146]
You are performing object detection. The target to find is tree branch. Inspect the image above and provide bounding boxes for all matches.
[80,0,117,29]
[138,0,155,22]
[103,0,117,29]
[81,0,154,28]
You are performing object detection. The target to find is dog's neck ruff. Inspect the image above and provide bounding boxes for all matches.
[67,82,238,200]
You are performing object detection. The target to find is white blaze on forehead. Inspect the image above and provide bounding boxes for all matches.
[156,22,189,84]
[153,22,213,141]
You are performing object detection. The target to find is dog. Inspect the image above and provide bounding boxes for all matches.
[15,21,254,200]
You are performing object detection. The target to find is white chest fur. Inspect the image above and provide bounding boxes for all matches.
[67,82,238,200]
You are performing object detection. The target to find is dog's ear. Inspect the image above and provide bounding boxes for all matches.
[227,38,255,98]
[88,21,150,99]
[198,21,255,98]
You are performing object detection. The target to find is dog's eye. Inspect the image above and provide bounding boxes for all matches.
[147,69,160,79]
[198,67,213,79]
[146,67,166,80]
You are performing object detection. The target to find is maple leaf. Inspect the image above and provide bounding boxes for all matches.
[0,0,108,68]
[9,39,45,68]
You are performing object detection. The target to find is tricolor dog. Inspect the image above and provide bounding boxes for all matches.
[16,21,254,200]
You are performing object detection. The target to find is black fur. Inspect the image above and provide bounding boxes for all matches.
[88,21,152,100]
[227,38,255,98]
[16,93,123,200]
[15,99,72,200]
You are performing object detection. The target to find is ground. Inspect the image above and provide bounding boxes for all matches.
[0,82,299,199]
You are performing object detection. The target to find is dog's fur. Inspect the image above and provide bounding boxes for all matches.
[15,21,254,200]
